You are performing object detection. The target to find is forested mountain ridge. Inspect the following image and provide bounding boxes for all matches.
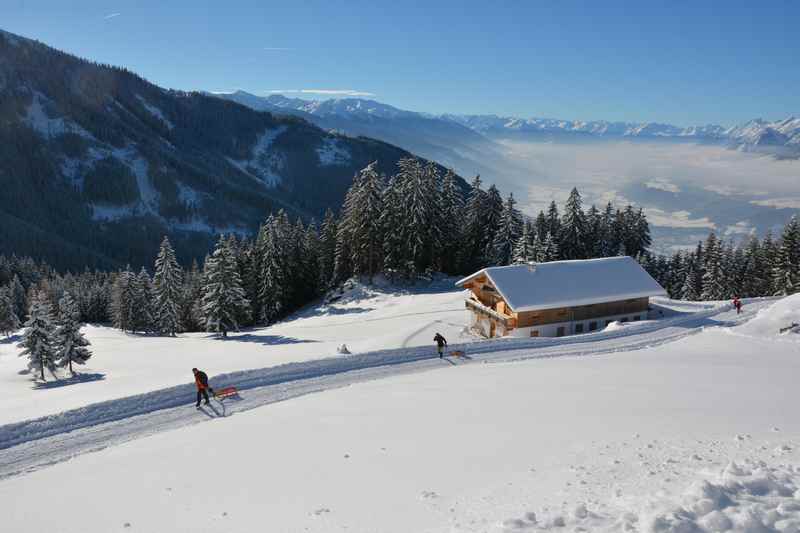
[0,29,453,270]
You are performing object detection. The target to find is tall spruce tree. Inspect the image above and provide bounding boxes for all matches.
[461,175,487,272]
[202,236,250,337]
[546,201,561,242]
[773,216,800,295]
[110,267,136,332]
[439,169,465,274]
[256,216,288,324]
[559,188,587,260]
[18,291,58,381]
[153,237,183,336]
[134,268,155,333]
[0,286,20,336]
[512,221,535,264]
[10,274,26,321]
[348,162,385,278]
[701,232,727,300]
[482,185,504,264]
[543,232,560,262]
[318,209,338,289]
[55,292,92,375]
[492,193,523,265]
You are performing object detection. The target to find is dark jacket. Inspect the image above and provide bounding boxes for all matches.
[194,370,209,390]
[434,334,447,347]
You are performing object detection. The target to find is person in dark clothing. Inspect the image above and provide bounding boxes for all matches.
[733,296,743,315]
[193,368,215,407]
[434,333,447,358]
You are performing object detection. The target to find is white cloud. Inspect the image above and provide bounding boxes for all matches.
[724,221,756,236]
[642,208,716,229]
[750,198,800,209]
[644,179,680,193]
[268,89,376,97]
[103,13,121,20]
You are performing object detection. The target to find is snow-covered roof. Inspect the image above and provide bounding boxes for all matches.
[455,256,667,313]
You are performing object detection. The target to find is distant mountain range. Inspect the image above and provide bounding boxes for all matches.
[216,90,800,159]
[0,29,454,270]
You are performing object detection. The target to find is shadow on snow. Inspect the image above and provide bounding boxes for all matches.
[32,373,107,390]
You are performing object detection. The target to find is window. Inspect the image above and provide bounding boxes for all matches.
[621,317,628,323]
[575,323,584,334]
[530,330,539,337]
[633,315,641,321]
[589,321,598,331]
[556,326,566,337]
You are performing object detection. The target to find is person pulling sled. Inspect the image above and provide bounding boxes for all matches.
[193,367,215,407]
[434,332,448,358]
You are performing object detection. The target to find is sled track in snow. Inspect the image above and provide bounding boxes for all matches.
[0,299,773,480]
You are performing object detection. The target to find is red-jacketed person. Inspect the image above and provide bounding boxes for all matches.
[193,368,215,407]
[733,296,743,315]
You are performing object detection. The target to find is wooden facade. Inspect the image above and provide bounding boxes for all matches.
[461,276,651,338]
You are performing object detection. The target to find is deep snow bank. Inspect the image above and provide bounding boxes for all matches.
[733,294,800,340]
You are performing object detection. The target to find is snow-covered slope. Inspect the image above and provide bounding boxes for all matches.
[0,293,797,532]
[0,277,469,425]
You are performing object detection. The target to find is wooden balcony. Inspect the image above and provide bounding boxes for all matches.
[465,297,516,329]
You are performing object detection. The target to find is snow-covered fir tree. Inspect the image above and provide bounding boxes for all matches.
[460,175,487,273]
[0,286,20,336]
[481,184,504,264]
[134,267,155,333]
[543,232,560,262]
[10,274,26,321]
[18,291,58,381]
[512,221,535,264]
[202,236,250,337]
[439,169,465,274]
[110,267,137,332]
[153,237,183,336]
[546,201,561,241]
[680,256,701,301]
[398,159,440,275]
[256,215,288,324]
[347,162,385,278]
[318,209,338,289]
[179,260,204,332]
[773,216,800,296]
[55,291,92,375]
[559,188,587,260]
[492,193,523,265]
[701,232,728,300]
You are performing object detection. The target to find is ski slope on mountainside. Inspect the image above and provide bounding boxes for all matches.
[0,293,771,481]
[0,278,469,425]
[1,296,799,533]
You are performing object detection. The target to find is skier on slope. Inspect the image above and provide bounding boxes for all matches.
[192,367,215,407]
[434,332,448,359]
[733,296,742,315]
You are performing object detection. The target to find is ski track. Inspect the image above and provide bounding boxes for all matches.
[0,298,773,481]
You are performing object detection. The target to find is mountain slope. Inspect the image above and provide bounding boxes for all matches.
[0,30,445,270]
[212,90,507,180]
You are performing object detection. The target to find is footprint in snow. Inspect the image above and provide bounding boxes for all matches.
[420,490,439,500]
[312,508,331,516]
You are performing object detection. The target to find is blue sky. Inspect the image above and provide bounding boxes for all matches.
[3,0,798,126]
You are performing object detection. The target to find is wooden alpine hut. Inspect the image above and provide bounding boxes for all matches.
[455,256,667,338]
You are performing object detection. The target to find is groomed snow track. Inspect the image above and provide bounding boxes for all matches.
[0,299,772,480]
